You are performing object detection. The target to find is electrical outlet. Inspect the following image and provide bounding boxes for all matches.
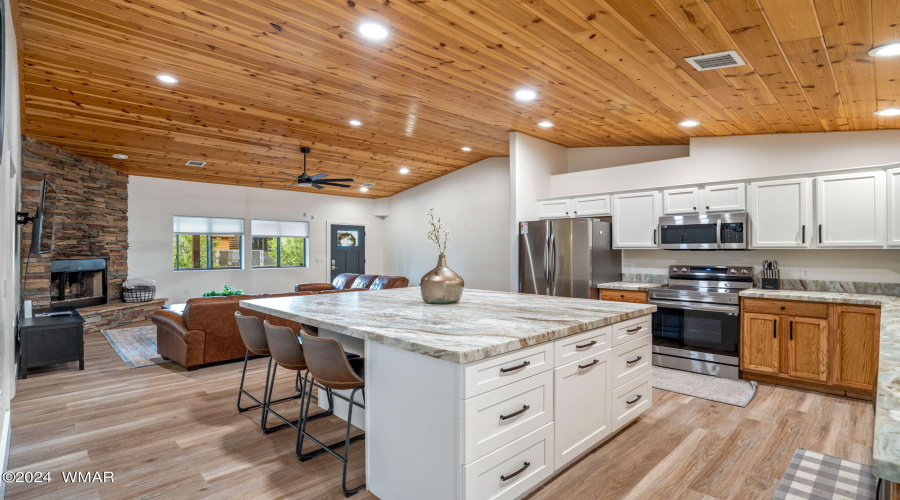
[624,264,635,273]
[800,269,810,279]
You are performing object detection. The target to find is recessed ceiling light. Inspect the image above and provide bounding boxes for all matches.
[679,120,701,127]
[156,74,178,84]
[349,119,363,127]
[869,43,900,57]
[358,22,389,40]
[537,121,554,128]
[360,186,369,192]
[112,154,128,160]
[461,147,472,152]
[514,89,537,101]
[874,108,900,117]
[399,167,410,174]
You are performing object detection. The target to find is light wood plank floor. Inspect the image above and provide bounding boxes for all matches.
[7,330,874,499]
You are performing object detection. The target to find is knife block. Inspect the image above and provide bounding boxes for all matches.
[761,278,780,290]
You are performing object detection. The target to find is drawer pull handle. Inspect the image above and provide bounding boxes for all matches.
[626,326,643,333]
[578,359,600,370]
[501,461,531,482]
[626,356,642,365]
[575,340,597,350]
[499,405,530,421]
[500,360,530,374]
[626,394,643,405]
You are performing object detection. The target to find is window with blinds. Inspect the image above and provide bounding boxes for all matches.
[173,216,244,271]
[250,220,309,268]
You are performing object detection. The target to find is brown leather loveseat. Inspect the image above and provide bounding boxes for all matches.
[152,292,311,368]
[295,273,409,294]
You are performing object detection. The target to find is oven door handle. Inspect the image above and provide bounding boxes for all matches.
[649,299,740,315]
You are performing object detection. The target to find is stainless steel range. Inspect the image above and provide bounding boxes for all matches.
[649,265,753,379]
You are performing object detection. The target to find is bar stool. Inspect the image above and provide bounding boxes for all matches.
[296,328,366,497]
[262,321,335,431]
[234,312,303,433]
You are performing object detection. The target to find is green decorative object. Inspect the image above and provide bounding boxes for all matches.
[202,285,243,297]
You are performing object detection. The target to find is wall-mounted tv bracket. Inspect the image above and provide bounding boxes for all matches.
[15,211,34,226]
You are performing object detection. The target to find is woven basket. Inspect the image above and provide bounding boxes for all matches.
[123,285,156,303]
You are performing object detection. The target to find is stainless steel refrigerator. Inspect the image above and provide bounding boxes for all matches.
[518,218,622,298]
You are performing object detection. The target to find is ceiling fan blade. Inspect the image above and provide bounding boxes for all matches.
[319,178,354,182]
[286,182,299,188]
[311,183,326,189]
[278,171,299,179]
[309,173,327,180]
[315,182,351,188]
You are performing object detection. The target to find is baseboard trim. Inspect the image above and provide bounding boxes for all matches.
[0,409,10,499]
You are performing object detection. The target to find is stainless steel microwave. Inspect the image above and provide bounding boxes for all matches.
[658,212,750,250]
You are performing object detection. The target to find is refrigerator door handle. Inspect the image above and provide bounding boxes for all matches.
[544,228,551,292]
[549,232,557,295]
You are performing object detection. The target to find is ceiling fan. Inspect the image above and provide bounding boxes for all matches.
[269,147,354,189]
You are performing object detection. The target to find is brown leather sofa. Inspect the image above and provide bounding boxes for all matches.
[295,273,409,293]
[152,292,312,369]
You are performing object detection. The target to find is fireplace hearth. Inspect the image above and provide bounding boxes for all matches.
[50,258,109,308]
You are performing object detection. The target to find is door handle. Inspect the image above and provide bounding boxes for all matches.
[575,340,597,350]
[501,462,531,482]
[790,321,793,341]
[626,394,642,405]
[578,359,600,370]
[801,225,806,244]
[818,224,822,244]
[773,320,777,338]
[653,229,657,245]
[626,356,643,365]
[500,360,530,374]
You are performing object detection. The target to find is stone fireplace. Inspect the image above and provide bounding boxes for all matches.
[49,258,109,308]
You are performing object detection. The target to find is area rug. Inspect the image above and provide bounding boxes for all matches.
[774,448,877,499]
[651,366,757,407]
[101,325,172,368]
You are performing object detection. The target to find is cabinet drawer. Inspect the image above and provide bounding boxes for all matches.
[464,343,554,399]
[554,353,611,468]
[612,335,652,389]
[464,370,554,464]
[612,315,651,346]
[600,289,648,304]
[464,422,554,500]
[554,326,611,367]
[742,298,828,319]
[612,372,652,431]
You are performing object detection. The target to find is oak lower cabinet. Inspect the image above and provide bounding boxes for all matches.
[740,298,879,399]
[599,289,649,304]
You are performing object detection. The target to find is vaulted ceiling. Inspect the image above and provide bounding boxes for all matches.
[17,0,900,198]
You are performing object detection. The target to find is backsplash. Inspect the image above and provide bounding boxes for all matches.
[620,273,668,284]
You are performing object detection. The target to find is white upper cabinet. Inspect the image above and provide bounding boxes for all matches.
[538,199,571,219]
[612,191,660,249]
[572,195,611,217]
[701,183,746,213]
[890,168,900,247]
[815,171,886,248]
[662,187,699,215]
[749,178,813,248]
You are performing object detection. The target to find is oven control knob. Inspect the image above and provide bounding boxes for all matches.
[671,267,678,273]
[680,267,687,272]
[741,269,749,275]
[729,269,736,274]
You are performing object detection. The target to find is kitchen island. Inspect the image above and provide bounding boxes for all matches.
[242,287,655,500]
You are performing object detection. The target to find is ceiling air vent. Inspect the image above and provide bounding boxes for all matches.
[361,182,376,188]
[185,160,207,167]
[684,50,745,71]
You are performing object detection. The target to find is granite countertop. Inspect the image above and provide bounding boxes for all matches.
[241,287,655,365]
[597,281,666,291]
[740,289,900,483]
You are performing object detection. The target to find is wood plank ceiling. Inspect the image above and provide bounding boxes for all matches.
[17,0,900,198]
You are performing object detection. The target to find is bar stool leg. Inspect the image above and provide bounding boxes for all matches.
[237,350,263,412]
[342,387,366,497]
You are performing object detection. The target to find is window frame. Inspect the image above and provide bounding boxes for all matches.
[173,233,244,271]
[250,235,308,269]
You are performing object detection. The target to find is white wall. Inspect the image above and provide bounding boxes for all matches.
[623,249,900,284]
[509,133,568,290]
[567,145,689,173]
[128,177,383,303]
[552,130,900,196]
[0,0,21,477]
[382,157,510,291]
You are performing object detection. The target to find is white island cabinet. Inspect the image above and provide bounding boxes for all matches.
[242,288,654,500]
